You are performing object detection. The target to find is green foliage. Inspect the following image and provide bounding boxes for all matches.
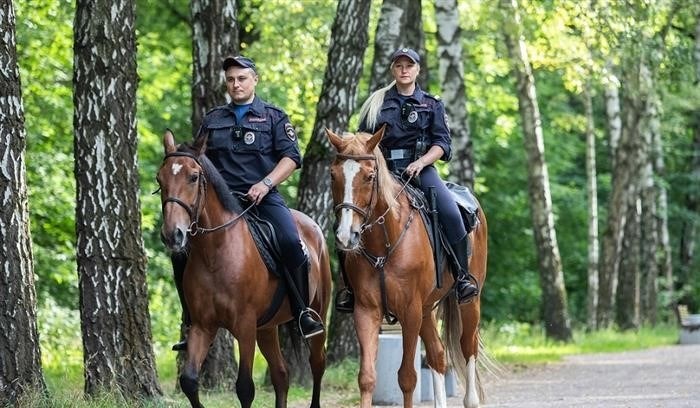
[16,0,77,308]
[14,0,700,368]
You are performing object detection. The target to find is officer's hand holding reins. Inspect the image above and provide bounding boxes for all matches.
[247,181,270,205]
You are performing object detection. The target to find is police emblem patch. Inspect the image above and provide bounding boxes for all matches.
[284,123,297,141]
[244,131,255,144]
[407,111,418,123]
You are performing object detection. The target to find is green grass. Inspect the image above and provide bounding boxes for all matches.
[481,321,678,365]
[18,321,679,407]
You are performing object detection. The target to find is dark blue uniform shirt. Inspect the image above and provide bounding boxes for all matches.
[359,85,452,162]
[202,96,302,193]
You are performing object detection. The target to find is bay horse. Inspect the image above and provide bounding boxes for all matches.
[327,128,488,408]
[157,130,331,408]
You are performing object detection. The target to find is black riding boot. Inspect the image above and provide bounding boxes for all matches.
[289,259,325,339]
[334,251,355,313]
[171,253,191,351]
[450,235,479,304]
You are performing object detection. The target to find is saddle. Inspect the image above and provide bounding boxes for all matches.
[397,175,480,273]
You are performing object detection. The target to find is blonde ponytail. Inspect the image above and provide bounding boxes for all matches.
[358,80,396,131]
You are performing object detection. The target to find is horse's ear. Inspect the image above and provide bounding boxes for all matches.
[193,131,210,156]
[366,124,386,152]
[164,129,177,154]
[325,128,343,152]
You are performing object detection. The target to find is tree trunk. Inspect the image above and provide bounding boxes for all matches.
[404,0,427,86]
[599,60,649,328]
[616,197,641,330]
[191,0,239,132]
[604,62,622,167]
[290,0,372,380]
[640,88,660,324]
[500,0,572,341]
[74,0,161,397]
[369,0,409,92]
[652,112,672,313]
[0,3,46,403]
[369,0,425,92]
[597,63,622,328]
[436,0,474,188]
[186,0,239,389]
[583,83,599,330]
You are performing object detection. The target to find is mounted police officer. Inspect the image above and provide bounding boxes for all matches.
[334,47,479,313]
[172,56,324,350]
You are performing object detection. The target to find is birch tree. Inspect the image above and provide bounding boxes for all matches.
[500,0,572,341]
[73,0,161,397]
[368,0,425,92]
[0,1,45,403]
[583,82,600,330]
[435,0,474,187]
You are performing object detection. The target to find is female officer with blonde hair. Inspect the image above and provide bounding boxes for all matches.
[334,48,479,312]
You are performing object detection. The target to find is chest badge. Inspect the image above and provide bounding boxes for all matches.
[244,131,255,145]
[407,110,418,123]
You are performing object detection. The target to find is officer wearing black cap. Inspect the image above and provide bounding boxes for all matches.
[334,47,479,313]
[171,56,324,350]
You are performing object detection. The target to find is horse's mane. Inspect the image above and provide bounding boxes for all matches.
[340,132,399,217]
[177,143,245,214]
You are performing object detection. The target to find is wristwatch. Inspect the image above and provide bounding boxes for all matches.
[262,177,274,188]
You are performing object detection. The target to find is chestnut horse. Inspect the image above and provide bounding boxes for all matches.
[157,130,331,408]
[327,128,488,408]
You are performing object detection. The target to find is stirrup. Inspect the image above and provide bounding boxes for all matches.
[298,308,324,339]
[456,274,480,305]
[334,288,355,313]
[172,339,187,351]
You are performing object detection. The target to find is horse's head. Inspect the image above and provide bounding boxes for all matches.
[156,130,208,252]
[327,126,395,251]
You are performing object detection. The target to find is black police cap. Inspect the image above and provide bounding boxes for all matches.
[390,48,420,64]
[222,56,257,72]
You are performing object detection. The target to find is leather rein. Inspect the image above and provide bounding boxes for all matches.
[159,151,254,236]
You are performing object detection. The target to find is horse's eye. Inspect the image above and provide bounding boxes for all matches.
[189,173,199,183]
[366,172,376,182]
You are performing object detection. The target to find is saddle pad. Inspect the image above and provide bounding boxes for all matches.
[243,211,285,278]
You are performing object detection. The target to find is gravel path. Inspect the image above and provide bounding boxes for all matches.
[376,344,700,407]
[476,344,700,408]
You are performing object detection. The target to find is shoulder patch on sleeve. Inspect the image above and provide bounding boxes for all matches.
[284,123,297,141]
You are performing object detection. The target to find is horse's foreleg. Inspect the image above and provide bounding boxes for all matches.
[419,314,447,408]
[256,327,289,408]
[460,301,481,408]
[398,306,422,408]
[235,329,258,408]
[354,307,382,408]
[180,326,215,408]
[307,327,327,408]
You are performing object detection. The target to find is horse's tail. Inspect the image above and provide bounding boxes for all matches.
[358,80,396,130]
[441,296,485,402]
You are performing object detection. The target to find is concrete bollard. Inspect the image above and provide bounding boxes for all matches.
[373,333,421,405]
[680,315,700,344]
[420,366,433,401]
